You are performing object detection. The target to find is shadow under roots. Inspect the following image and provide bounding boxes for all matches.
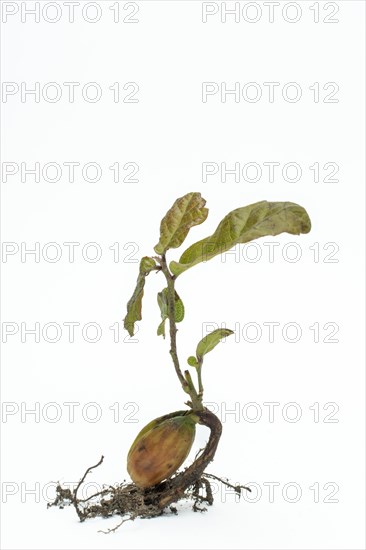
[48,410,251,534]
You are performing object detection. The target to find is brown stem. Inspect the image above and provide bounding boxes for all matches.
[160,254,202,409]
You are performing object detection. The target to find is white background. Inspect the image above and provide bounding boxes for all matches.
[0,1,365,549]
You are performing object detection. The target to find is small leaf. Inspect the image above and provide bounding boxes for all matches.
[123,274,146,337]
[140,256,157,275]
[170,201,311,276]
[123,257,157,337]
[157,319,166,338]
[157,288,169,338]
[154,192,208,255]
[196,328,234,359]
[187,356,198,367]
[157,288,169,318]
[174,296,185,323]
[157,288,185,338]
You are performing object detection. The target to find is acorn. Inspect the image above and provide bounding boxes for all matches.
[127,412,197,488]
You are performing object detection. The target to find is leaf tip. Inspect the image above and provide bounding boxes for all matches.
[301,212,312,234]
[123,320,134,338]
[153,244,163,255]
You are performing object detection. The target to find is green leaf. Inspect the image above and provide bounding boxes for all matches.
[157,288,168,338]
[123,257,157,337]
[154,192,208,255]
[196,328,234,359]
[157,288,185,338]
[123,273,145,337]
[170,201,311,276]
[157,288,169,317]
[187,356,198,367]
[174,295,185,323]
[140,256,157,274]
[157,319,166,338]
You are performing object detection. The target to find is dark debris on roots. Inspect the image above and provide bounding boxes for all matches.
[48,411,251,533]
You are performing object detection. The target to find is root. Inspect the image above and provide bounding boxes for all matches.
[48,410,251,532]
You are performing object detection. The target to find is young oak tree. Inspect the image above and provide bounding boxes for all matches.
[50,192,311,530]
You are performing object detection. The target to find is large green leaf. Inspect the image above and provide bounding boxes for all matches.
[123,257,157,337]
[170,201,311,276]
[196,328,234,360]
[154,192,208,255]
[157,288,185,338]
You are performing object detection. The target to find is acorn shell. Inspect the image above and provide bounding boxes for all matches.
[127,414,196,488]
